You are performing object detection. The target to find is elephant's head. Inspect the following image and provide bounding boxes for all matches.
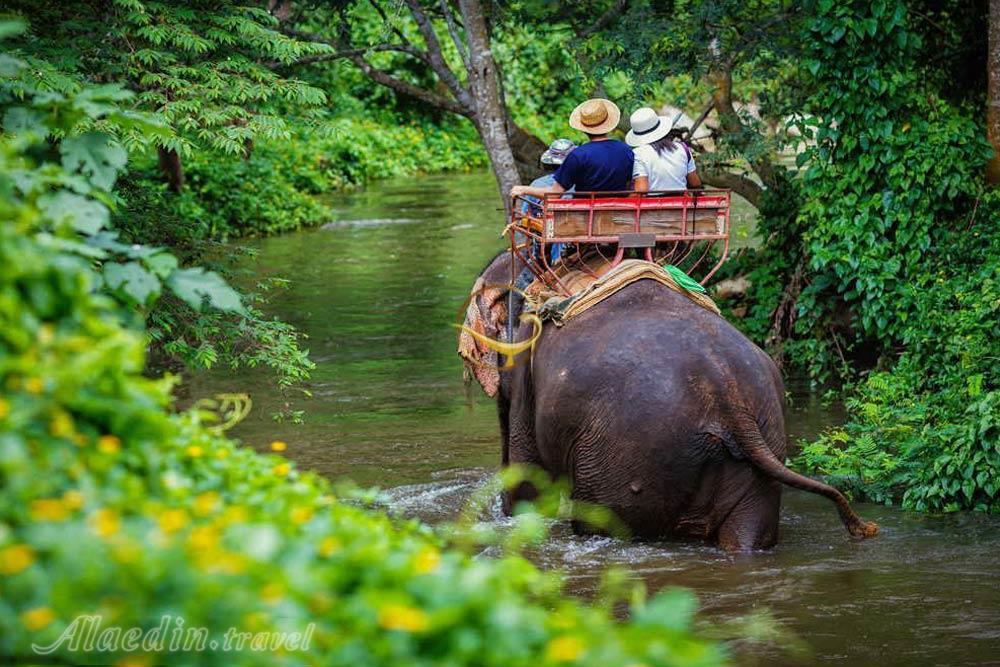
[457,251,539,397]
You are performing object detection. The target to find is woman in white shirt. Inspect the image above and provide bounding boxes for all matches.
[625,107,702,192]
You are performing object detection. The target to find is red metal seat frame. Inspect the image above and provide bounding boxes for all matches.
[508,189,731,296]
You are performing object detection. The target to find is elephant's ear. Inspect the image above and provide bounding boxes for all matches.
[458,277,508,397]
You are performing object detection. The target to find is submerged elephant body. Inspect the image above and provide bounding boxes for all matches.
[474,253,876,551]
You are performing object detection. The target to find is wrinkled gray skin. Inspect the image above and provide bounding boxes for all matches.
[476,252,877,552]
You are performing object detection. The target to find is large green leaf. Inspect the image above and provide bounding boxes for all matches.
[38,191,109,235]
[60,131,128,191]
[144,252,179,279]
[104,261,161,305]
[2,107,46,136]
[166,267,246,315]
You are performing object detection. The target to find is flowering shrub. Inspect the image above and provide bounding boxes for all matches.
[0,29,726,667]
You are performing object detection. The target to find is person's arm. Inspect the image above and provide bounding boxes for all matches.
[632,153,649,192]
[511,182,566,199]
[684,144,701,188]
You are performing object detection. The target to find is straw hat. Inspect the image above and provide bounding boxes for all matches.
[625,107,675,147]
[568,98,621,135]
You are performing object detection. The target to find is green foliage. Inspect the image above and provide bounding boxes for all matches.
[0,31,727,665]
[775,0,999,512]
[120,116,486,241]
[793,194,1000,512]
[148,277,316,395]
[0,40,245,322]
[4,0,330,156]
[792,0,989,351]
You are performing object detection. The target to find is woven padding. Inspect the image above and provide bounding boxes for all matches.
[535,259,720,326]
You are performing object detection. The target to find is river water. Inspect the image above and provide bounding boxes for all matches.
[189,172,1000,666]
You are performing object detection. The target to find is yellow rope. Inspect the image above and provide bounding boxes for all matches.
[454,312,542,368]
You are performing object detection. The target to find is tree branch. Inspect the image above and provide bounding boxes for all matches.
[686,97,716,140]
[367,0,415,49]
[708,64,777,188]
[352,53,472,117]
[700,169,763,207]
[438,0,470,70]
[403,0,473,109]
[271,42,428,69]
[281,25,428,61]
[282,14,472,118]
[578,0,630,39]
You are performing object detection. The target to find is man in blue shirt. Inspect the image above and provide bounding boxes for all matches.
[510,98,634,200]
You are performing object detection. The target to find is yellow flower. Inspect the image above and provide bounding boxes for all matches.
[72,433,88,447]
[111,538,141,564]
[37,323,55,345]
[544,636,585,663]
[29,498,69,522]
[0,544,36,575]
[378,604,429,633]
[187,525,219,551]
[115,656,151,667]
[186,445,203,458]
[21,606,55,631]
[290,506,313,525]
[24,377,45,394]
[97,435,121,454]
[318,536,342,557]
[212,551,247,575]
[192,491,220,517]
[49,411,75,438]
[88,508,120,538]
[215,448,229,460]
[412,547,441,574]
[62,490,85,510]
[270,440,287,452]
[260,582,284,603]
[220,506,248,525]
[158,509,188,534]
[0,398,9,419]
[272,462,291,476]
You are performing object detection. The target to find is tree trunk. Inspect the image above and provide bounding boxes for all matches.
[988,0,1000,183]
[458,0,521,209]
[157,146,185,192]
[508,122,547,181]
[708,65,777,190]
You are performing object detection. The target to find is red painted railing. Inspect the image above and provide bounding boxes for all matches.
[508,189,731,296]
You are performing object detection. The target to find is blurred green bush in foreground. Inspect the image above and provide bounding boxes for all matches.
[0,26,726,667]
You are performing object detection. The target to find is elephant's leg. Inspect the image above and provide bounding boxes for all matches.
[716,471,781,552]
[501,436,542,514]
[500,367,543,516]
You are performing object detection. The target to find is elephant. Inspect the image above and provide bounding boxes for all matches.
[466,251,878,552]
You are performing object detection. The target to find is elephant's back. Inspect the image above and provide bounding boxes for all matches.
[531,279,782,421]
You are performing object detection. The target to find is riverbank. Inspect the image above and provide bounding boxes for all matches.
[116,118,490,250]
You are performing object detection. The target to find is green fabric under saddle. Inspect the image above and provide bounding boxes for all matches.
[663,264,707,293]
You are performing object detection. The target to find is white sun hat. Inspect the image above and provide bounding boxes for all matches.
[625,107,675,147]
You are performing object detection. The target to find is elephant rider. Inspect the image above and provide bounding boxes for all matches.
[510,99,633,290]
[517,138,576,273]
[510,98,634,200]
[625,106,702,192]
[520,138,576,218]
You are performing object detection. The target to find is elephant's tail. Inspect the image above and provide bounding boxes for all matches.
[729,409,878,539]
